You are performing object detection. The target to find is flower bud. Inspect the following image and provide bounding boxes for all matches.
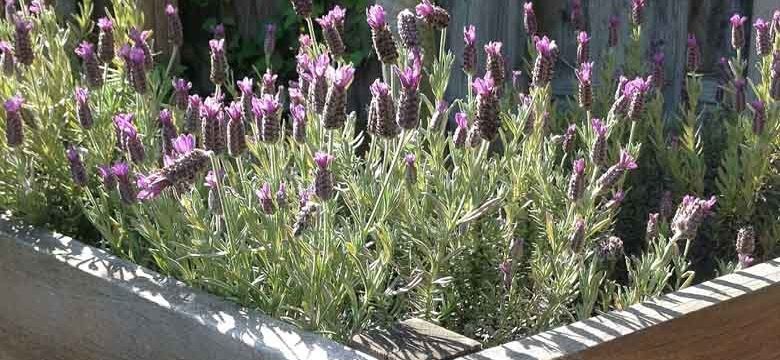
[165,4,183,47]
[97,18,115,63]
[462,25,477,75]
[397,9,419,49]
[257,183,275,215]
[730,14,748,50]
[74,87,93,129]
[289,0,312,18]
[14,17,33,66]
[523,2,537,37]
[416,0,450,30]
[314,152,335,201]
[209,39,226,86]
[570,218,586,253]
[66,146,88,187]
[567,159,586,202]
[367,6,399,65]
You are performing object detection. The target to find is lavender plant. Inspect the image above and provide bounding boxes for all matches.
[0,0,777,347]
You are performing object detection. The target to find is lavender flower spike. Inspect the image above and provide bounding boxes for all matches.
[473,74,500,141]
[159,109,178,154]
[576,62,593,111]
[97,18,115,63]
[730,14,748,50]
[209,39,226,85]
[172,78,192,110]
[576,31,590,65]
[567,158,586,202]
[257,183,275,215]
[165,4,183,47]
[253,94,282,143]
[289,0,312,18]
[292,104,307,143]
[395,59,423,129]
[75,42,103,88]
[322,64,355,130]
[453,112,469,148]
[631,0,646,26]
[595,149,637,195]
[264,24,277,57]
[397,9,420,49]
[686,34,700,72]
[74,87,93,129]
[523,2,537,37]
[590,118,607,166]
[0,41,15,76]
[750,100,765,135]
[113,162,137,204]
[4,95,24,147]
[367,5,399,64]
[314,152,335,200]
[462,25,477,75]
[317,11,346,57]
[14,17,33,66]
[485,41,505,90]
[532,36,557,87]
[608,16,620,48]
[369,79,398,138]
[226,101,247,156]
[671,195,717,241]
[416,0,450,30]
[754,19,771,57]
[66,146,88,187]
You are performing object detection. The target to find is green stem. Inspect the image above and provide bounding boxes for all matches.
[364,131,410,231]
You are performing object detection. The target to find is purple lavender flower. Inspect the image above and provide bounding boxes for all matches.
[429,100,449,133]
[256,183,276,215]
[252,94,281,142]
[320,64,355,130]
[262,69,278,95]
[397,9,419,49]
[576,62,593,111]
[308,54,330,113]
[183,95,202,136]
[264,23,276,57]
[570,0,585,31]
[225,101,247,156]
[625,76,652,120]
[595,150,637,195]
[291,104,307,143]
[570,218,586,253]
[404,153,417,186]
[369,79,398,138]
[14,17,33,66]
[597,236,624,261]
[453,112,468,148]
[395,60,423,130]
[754,19,771,57]
[75,42,103,88]
[97,164,115,189]
[129,28,153,70]
[750,100,765,135]
[731,14,748,51]
[0,41,15,76]
[605,191,625,210]
[686,34,700,72]
[562,124,576,153]
[139,146,212,201]
[172,78,192,110]
[671,195,717,241]
[165,4,183,47]
[608,16,620,48]
[201,96,225,152]
[74,87,93,129]
[524,2,537,37]
[317,11,346,57]
[112,163,136,204]
[209,39,226,85]
[485,41,505,90]
[4,95,24,147]
[576,31,590,65]
[289,0,312,18]
[473,74,500,141]
[28,1,43,15]
[567,158,586,202]
[212,24,225,40]
[416,0,450,29]
[126,46,147,94]
[276,182,288,209]
[367,5,399,64]
[116,115,145,164]
[772,10,780,41]
[462,25,477,75]
[631,0,646,26]
[499,259,513,290]
[734,78,746,112]
[314,152,335,200]
[203,170,223,214]
[590,118,607,166]
[646,213,660,243]
[158,109,178,155]
[736,226,756,269]
[97,18,114,63]
[532,36,557,87]
[66,146,88,187]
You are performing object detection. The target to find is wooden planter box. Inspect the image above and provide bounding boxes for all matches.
[1,216,778,359]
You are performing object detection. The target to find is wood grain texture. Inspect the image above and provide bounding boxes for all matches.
[0,217,375,360]
[459,257,780,360]
[349,318,481,360]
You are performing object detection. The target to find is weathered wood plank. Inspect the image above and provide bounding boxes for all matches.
[0,217,376,360]
[458,257,780,360]
[349,318,482,360]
